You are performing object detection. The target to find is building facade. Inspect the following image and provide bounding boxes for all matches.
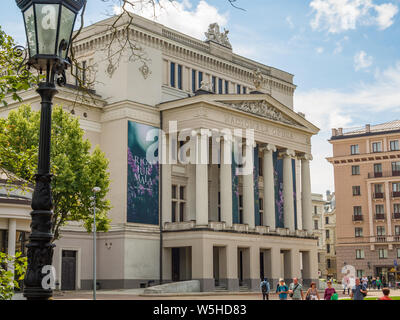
[1,14,320,291]
[328,122,400,285]
[312,193,327,279]
[324,191,337,280]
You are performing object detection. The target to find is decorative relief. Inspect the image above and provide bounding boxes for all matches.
[221,100,300,127]
[139,63,152,79]
[204,23,232,49]
[253,68,264,91]
[199,80,212,92]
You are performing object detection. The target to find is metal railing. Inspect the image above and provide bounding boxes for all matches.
[368,171,400,179]
[375,213,386,220]
[373,192,384,199]
[352,215,363,221]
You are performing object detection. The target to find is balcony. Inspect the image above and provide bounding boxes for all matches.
[373,192,384,199]
[376,235,387,243]
[393,212,400,219]
[352,215,363,222]
[392,192,400,198]
[394,235,400,242]
[368,171,400,179]
[375,213,385,220]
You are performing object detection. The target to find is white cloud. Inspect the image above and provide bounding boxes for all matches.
[333,35,349,54]
[354,50,373,71]
[310,0,398,33]
[286,16,295,29]
[295,61,400,194]
[113,0,228,40]
[316,47,325,54]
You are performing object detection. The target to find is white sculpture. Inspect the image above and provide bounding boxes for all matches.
[205,23,232,49]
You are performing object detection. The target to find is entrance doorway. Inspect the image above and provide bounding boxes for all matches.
[61,250,76,290]
[172,248,180,282]
[171,247,192,282]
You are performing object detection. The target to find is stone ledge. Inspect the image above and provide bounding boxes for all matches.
[143,280,200,295]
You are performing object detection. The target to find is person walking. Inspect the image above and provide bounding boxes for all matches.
[324,280,336,300]
[276,278,289,300]
[379,288,392,300]
[361,275,368,289]
[305,282,320,300]
[350,278,368,300]
[260,278,270,300]
[371,277,376,289]
[376,277,382,290]
[342,275,350,295]
[289,277,304,300]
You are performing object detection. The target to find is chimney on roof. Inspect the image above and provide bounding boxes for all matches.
[338,128,343,135]
[332,128,338,137]
[366,124,371,133]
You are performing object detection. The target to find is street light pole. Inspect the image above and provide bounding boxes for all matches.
[91,186,101,300]
[15,0,87,300]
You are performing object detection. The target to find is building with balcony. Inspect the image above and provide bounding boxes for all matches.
[324,191,337,280]
[328,122,400,285]
[1,13,320,291]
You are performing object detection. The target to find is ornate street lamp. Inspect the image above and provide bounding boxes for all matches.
[15,0,86,300]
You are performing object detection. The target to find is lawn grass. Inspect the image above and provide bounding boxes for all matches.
[341,296,400,300]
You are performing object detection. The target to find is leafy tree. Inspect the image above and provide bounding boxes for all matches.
[0,26,38,107]
[0,105,111,241]
[0,252,27,300]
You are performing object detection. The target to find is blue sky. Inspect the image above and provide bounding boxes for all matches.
[2,0,400,196]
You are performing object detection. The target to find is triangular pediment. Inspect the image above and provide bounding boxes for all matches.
[158,93,320,135]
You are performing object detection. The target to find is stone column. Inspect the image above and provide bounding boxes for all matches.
[192,240,214,292]
[249,246,260,291]
[161,134,172,224]
[290,248,301,279]
[301,154,313,232]
[261,144,276,229]
[196,131,209,226]
[7,218,16,272]
[224,244,239,291]
[162,247,172,282]
[282,149,295,232]
[220,137,233,228]
[209,164,219,221]
[242,141,255,229]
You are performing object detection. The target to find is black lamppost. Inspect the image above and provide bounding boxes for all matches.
[15,0,86,300]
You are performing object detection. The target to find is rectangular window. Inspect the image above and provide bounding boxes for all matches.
[172,202,177,222]
[326,244,331,254]
[239,195,243,224]
[352,165,360,175]
[376,204,385,215]
[351,145,359,155]
[377,226,386,236]
[225,80,229,94]
[325,217,329,224]
[243,87,247,94]
[179,203,185,221]
[237,84,241,94]
[393,182,400,192]
[177,64,182,90]
[326,230,330,239]
[314,206,318,215]
[397,248,400,259]
[314,220,319,230]
[379,248,388,259]
[355,227,363,237]
[353,206,362,215]
[374,163,383,175]
[327,259,331,268]
[192,69,196,92]
[198,71,203,88]
[395,225,400,235]
[82,60,87,85]
[218,78,223,94]
[390,140,399,151]
[357,270,364,278]
[170,62,176,87]
[372,142,382,153]
[394,204,400,213]
[212,76,216,93]
[392,162,400,175]
[356,249,365,259]
[352,186,361,196]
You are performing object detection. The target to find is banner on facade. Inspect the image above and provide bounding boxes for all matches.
[127,121,159,225]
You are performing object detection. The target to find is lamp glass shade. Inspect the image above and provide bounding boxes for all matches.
[58,5,75,59]
[23,5,37,56]
[35,3,59,55]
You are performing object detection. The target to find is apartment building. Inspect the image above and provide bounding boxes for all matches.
[328,122,400,285]
[312,193,326,279]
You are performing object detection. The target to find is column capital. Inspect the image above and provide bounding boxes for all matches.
[299,153,313,161]
[279,148,295,158]
[260,143,277,153]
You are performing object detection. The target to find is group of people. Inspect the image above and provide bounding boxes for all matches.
[342,275,384,293]
[259,277,393,300]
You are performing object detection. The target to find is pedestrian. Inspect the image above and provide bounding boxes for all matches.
[324,280,336,300]
[379,288,392,300]
[260,278,270,300]
[371,277,376,289]
[350,278,368,300]
[276,278,289,300]
[376,277,382,290]
[361,275,368,289]
[305,282,320,300]
[289,277,304,300]
[342,275,350,295]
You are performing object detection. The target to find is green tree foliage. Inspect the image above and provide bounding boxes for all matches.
[0,105,111,241]
[0,26,38,106]
[0,252,27,300]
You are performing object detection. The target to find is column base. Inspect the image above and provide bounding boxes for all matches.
[197,279,215,292]
[244,279,261,292]
[224,279,239,292]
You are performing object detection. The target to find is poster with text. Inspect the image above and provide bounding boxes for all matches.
[127,121,159,225]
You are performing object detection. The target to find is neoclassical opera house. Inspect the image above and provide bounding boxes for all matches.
[2,14,320,291]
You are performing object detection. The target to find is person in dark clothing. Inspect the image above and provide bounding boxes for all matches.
[260,278,271,300]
